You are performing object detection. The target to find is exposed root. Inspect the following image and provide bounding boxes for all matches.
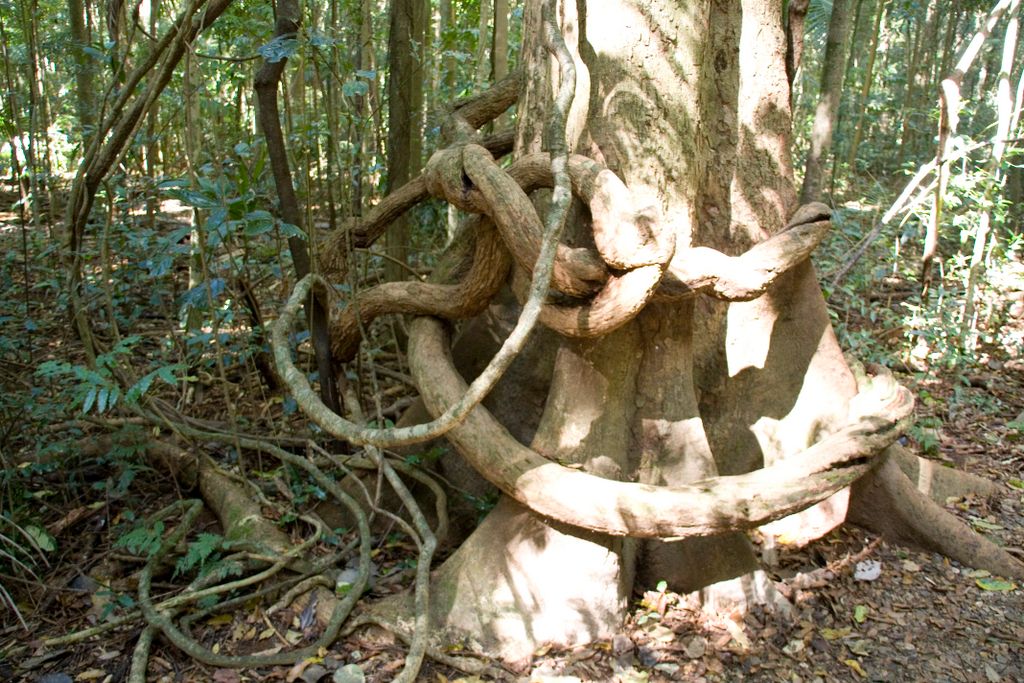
[849,451,1024,579]
[888,443,1002,502]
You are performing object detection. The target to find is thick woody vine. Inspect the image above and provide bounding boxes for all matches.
[275,79,913,538]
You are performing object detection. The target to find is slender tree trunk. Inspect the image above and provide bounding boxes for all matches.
[492,0,510,128]
[847,0,886,168]
[897,0,939,166]
[19,0,43,233]
[475,0,492,88]
[385,0,425,283]
[923,0,1018,296]
[800,0,854,203]
[962,3,1020,346]
[144,0,160,230]
[254,0,341,414]
[68,0,96,146]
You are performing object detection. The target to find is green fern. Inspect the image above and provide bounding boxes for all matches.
[114,520,165,557]
[174,532,225,578]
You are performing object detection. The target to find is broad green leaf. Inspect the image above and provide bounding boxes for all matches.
[970,518,1004,531]
[82,388,97,414]
[258,35,299,63]
[25,525,56,552]
[976,577,1016,591]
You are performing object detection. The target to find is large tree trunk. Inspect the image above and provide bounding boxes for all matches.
[406,0,842,660]
[359,0,1022,664]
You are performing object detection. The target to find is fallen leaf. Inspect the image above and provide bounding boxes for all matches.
[285,629,304,645]
[966,569,991,578]
[848,639,871,656]
[1007,478,1024,490]
[844,659,867,677]
[782,639,805,656]
[207,614,234,626]
[853,605,868,624]
[970,518,1004,532]
[976,577,1016,591]
[333,664,365,683]
[821,627,851,641]
[901,560,921,572]
[286,658,314,682]
[648,624,675,643]
[212,670,241,683]
[723,619,750,650]
[681,635,706,659]
[75,671,106,682]
[258,627,277,640]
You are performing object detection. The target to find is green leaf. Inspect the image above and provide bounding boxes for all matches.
[25,525,56,553]
[279,222,307,240]
[115,520,165,557]
[853,605,868,624]
[156,364,182,384]
[175,532,224,577]
[1007,478,1024,491]
[976,577,1016,591]
[970,518,1004,532]
[82,388,97,414]
[258,35,299,63]
[342,79,369,97]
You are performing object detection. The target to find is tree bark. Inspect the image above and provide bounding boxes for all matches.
[799,0,853,203]
[254,0,341,415]
[492,0,510,128]
[68,0,96,145]
[385,0,426,283]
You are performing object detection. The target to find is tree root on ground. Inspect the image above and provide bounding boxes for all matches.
[849,450,1024,579]
[25,426,463,679]
[887,443,1002,502]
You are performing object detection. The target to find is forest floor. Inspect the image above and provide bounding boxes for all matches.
[0,199,1022,682]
